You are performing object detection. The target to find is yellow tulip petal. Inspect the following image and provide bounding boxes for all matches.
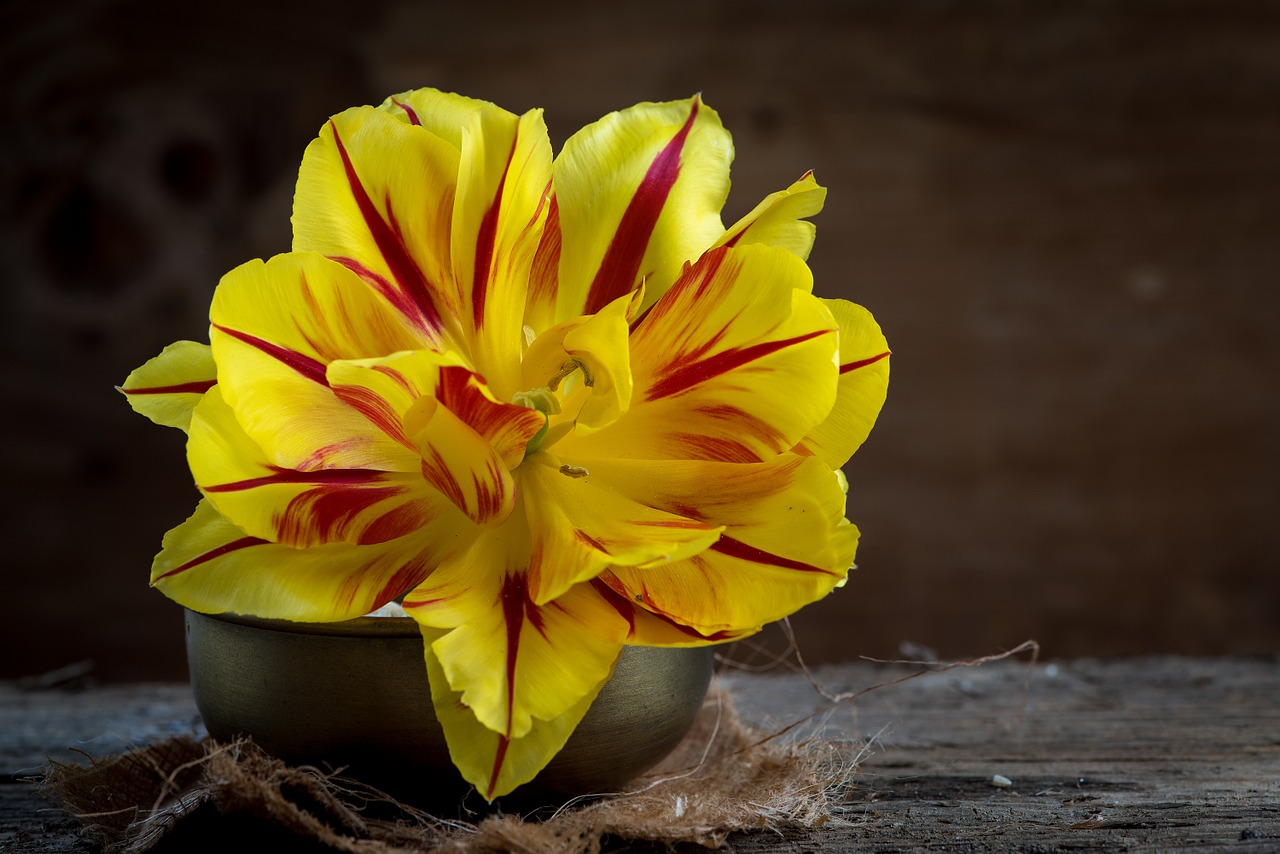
[118,340,216,431]
[420,624,609,800]
[584,454,856,635]
[293,105,462,342]
[450,106,553,398]
[379,87,509,152]
[210,253,426,471]
[561,290,639,429]
[712,171,827,261]
[553,96,731,320]
[521,288,638,431]
[326,351,454,453]
[587,574,754,647]
[563,245,837,463]
[523,194,561,337]
[611,524,855,638]
[328,351,543,476]
[435,365,546,471]
[402,512,629,745]
[151,499,456,621]
[793,299,891,468]
[189,387,449,547]
[519,453,722,605]
[404,392,517,526]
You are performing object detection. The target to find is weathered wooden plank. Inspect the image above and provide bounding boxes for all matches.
[2,657,1278,852]
[0,683,199,854]
[716,656,1280,851]
[0,683,202,779]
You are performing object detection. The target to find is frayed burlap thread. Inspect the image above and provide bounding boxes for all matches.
[41,681,861,853]
[470,686,858,852]
[40,735,208,852]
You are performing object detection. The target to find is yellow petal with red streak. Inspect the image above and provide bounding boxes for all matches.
[523,193,562,337]
[434,365,546,471]
[378,87,511,151]
[329,351,543,476]
[586,573,756,648]
[449,106,553,399]
[712,171,826,261]
[404,393,516,526]
[563,245,837,463]
[793,298,890,468]
[420,624,611,800]
[519,452,722,605]
[586,455,856,636]
[189,386,450,548]
[402,511,629,744]
[119,340,216,431]
[292,105,462,342]
[209,252,428,473]
[151,499,465,622]
[326,350,458,453]
[553,96,731,320]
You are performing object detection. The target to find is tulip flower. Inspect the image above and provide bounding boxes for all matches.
[121,89,889,799]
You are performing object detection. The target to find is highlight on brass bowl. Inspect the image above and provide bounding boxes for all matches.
[184,609,713,804]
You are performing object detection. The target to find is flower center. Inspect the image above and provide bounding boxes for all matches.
[513,359,593,456]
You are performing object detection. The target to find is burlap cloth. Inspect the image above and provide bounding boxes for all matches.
[39,681,859,853]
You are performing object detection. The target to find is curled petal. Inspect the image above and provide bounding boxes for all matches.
[712,171,826,261]
[151,499,455,622]
[210,253,426,471]
[326,351,463,452]
[793,299,890,468]
[189,387,448,547]
[521,289,638,431]
[404,394,519,526]
[118,340,216,431]
[554,95,731,320]
[564,245,838,463]
[435,366,546,470]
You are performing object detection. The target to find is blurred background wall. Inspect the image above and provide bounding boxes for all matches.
[2,0,1277,681]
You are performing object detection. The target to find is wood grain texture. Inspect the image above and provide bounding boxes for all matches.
[3,657,1277,852]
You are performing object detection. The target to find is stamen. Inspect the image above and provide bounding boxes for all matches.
[547,358,594,391]
[559,464,589,478]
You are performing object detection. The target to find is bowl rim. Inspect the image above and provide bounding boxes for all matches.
[191,609,422,638]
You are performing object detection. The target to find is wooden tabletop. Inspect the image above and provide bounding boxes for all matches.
[3,656,1277,852]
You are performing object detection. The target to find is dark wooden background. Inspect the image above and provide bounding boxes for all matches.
[2,0,1277,681]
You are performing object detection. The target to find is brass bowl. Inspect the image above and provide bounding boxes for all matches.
[185,609,712,805]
